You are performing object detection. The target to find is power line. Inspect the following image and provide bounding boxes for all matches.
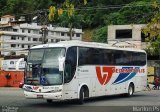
[6,1,159,18]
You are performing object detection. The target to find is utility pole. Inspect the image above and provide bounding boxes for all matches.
[37,10,48,44]
[69,23,73,40]
[41,25,48,44]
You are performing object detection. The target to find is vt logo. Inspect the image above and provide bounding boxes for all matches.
[33,86,39,90]
[96,66,114,85]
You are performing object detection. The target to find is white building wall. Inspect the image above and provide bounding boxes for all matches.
[108,24,146,49]
[2,58,25,71]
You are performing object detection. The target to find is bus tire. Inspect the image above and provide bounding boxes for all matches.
[127,83,134,97]
[46,99,52,103]
[78,87,85,104]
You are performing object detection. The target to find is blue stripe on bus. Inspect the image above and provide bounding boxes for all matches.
[113,67,140,84]
[113,67,132,84]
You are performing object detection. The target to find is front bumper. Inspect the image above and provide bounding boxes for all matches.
[24,91,63,100]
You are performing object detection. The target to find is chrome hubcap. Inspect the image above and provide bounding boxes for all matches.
[129,87,133,95]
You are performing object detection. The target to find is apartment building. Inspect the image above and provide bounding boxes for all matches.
[0,15,83,56]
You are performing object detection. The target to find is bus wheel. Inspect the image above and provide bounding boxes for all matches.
[127,83,134,97]
[78,87,85,104]
[46,99,52,103]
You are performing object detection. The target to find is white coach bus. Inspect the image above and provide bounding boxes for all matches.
[23,40,147,104]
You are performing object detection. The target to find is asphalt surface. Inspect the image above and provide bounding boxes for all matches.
[0,88,160,112]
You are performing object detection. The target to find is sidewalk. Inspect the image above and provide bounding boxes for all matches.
[148,84,160,90]
[0,87,20,90]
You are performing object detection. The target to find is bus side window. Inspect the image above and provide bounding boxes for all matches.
[64,47,77,83]
[108,53,114,65]
[78,47,89,66]
[86,48,94,64]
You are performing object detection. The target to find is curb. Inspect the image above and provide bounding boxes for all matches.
[0,87,20,90]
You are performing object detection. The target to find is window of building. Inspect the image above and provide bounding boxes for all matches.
[33,38,38,41]
[28,30,31,33]
[10,18,14,22]
[28,45,30,49]
[61,32,65,36]
[22,37,24,40]
[11,44,16,47]
[22,45,24,48]
[76,33,80,37]
[10,61,14,64]
[116,29,132,39]
[51,39,54,42]
[13,29,17,32]
[22,29,25,33]
[28,37,31,41]
[11,36,16,40]
[56,39,60,42]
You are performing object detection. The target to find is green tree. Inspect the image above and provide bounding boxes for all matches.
[48,0,87,40]
[105,0,154,25]
[145,37,160,56]
[5,0,34,14]
[0,0,7,16]
[0,0,53,16]
[142,0,160,56]
[58,12,83,40]
[92,26,107,43]
[91,0,153,43]
[32,0,53,10]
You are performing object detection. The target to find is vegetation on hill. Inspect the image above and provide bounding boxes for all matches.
[0,0,160,56]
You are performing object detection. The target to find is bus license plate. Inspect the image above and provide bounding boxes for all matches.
[37,95,43,98]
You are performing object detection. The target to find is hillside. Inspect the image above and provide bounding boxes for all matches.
[0,0,155,42]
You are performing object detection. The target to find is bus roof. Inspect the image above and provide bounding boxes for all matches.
[31,40,146,53]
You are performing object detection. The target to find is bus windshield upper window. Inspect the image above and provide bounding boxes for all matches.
[28,49,44,63]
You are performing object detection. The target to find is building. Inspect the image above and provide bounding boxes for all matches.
[0,15,16,28]
[2,58,25,71]
[0,15,83,56]
[108,24,147,49]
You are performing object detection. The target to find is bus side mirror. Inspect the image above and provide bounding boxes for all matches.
[58,57,65,71]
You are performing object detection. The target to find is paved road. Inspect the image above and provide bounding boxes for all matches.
[0,88,160,112]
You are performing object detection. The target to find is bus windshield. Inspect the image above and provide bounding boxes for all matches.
[25,48,65,86]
